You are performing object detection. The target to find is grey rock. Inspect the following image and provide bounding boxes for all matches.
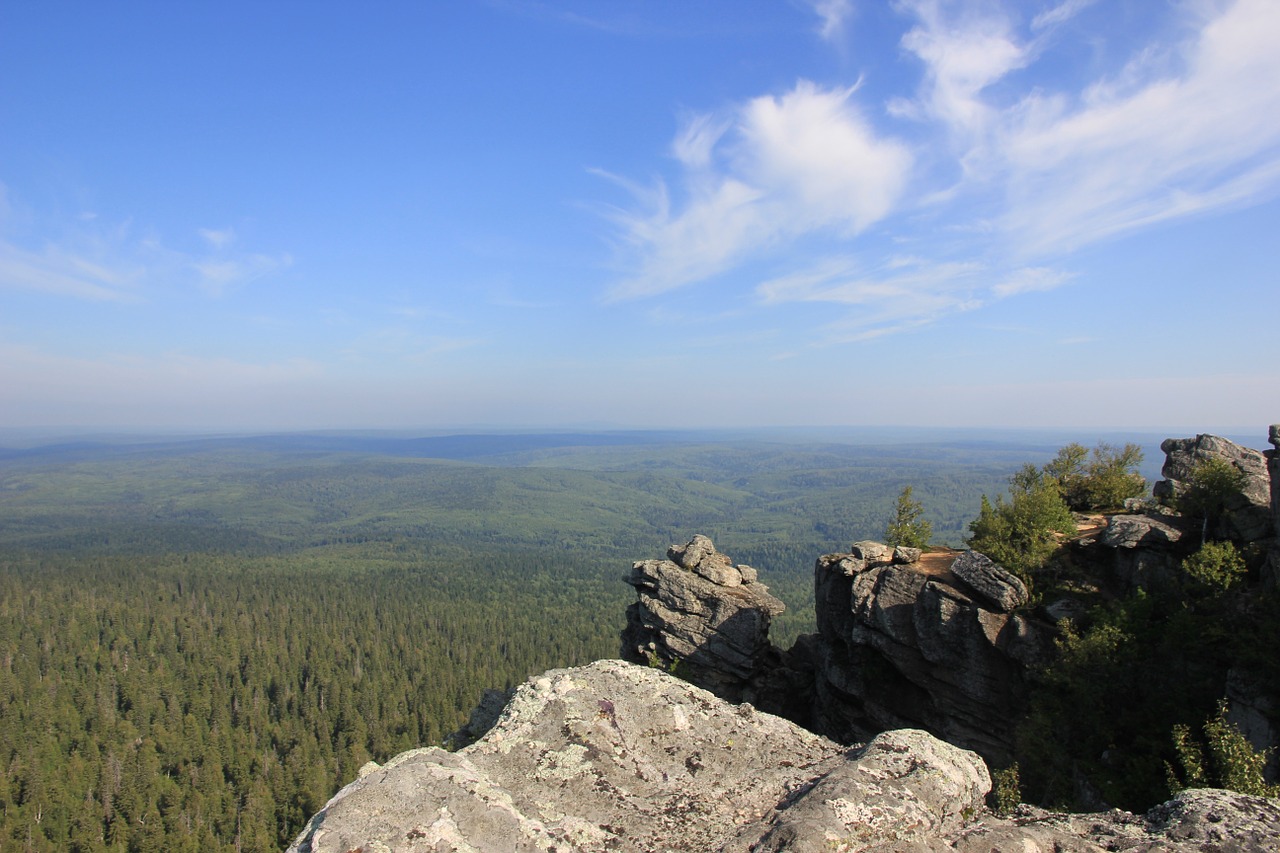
[812,554,1053,765]
[1043,597,1089,624]
[948,550,1029,612]
[1157,433,1272,543]
[288,660,847,853]
[893,545,923,564]
[1100,513,1186,548]
[851,540,896,566]
[670,533,743,586]
[724,729,989,853]
[1226,669,1280,783]
[290,662,1280,853]
[621,536,785,703]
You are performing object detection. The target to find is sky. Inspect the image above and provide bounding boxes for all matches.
[1,0,1277,435]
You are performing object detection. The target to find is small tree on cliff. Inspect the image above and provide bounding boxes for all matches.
[884,485,932,550]
[967,464,1076,583]
[1178,457,1247,543]
[1044,442,1146,510]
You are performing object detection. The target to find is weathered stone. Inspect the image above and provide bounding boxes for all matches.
[1226,669,1280,783]
[1156,433,1272,543]
[622,536,785,703]
[893,545,923,564]
[851,540,896,566]
[724,729,989,853]
[288,661,847,853]
[670,533,743,586]
[1100,513,1186,548]
[292,662,1280,853]
[1043,597,1088,624]
[812,554,1052,764]
[948,550,1029,612]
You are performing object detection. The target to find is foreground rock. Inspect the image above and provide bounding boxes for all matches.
[288,661,1280,852]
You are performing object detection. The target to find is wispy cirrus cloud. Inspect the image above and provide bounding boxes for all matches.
[1031,0,1100,31]
[756,255,987,343]
[603,80,912,300]
[996,0,1280,253]
[0,239,144,302]
[0,201,291,301]
[602,0,1280,344]
[810,0,854,41]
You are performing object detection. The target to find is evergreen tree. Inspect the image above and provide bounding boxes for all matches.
[884,486,932,550]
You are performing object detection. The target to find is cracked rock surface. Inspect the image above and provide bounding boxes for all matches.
[287,660,1280,852]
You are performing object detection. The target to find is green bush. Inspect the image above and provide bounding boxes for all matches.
[1168,701,1279,798]
[1181,540,1246,595]
[990,764,1022,817]
[967,465,1075,586]
[1178,458,1247,542]
[1044,442,1146,511]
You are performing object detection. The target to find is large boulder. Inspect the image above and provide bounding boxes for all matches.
[286,660,863,853]
[288,661,1280,853]
[948,550,1028,612]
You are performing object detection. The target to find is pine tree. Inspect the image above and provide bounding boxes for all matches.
[884,486,932,550]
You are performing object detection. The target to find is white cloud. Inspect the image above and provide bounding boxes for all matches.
[1031,0,1099,31]
[193,252,293,297]
[738,81,911,232]
[199,227,235,248]
[998,0,1280,252]
[0,240,143,301]
[894,1,1029,141]
[671,112,731,170]
[810,0,854,41]
[757,255,985,342]
[0,200,292,301]
[606,80,911,299]
[990,267,1072,297]
[601,0,1280,345]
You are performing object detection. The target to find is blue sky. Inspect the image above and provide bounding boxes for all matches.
[1,0,1277,433]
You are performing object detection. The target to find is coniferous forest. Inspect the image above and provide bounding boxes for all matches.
[0,429,1187,850]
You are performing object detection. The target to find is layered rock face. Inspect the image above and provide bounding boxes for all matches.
[809,542,1052,766]
[620,534,787,704]
[622,536,1053,766]
[1155,432,1273,543]
[287,661,1280,853]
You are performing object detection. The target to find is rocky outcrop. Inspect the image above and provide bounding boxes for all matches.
[622,536,1053,766]
[288,661,1280,852]
[1155,433,1273,543]
[620,535,786,705]
[809,547,1054,765]
[1086,510,1194,592]
[948,549,1028,611]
